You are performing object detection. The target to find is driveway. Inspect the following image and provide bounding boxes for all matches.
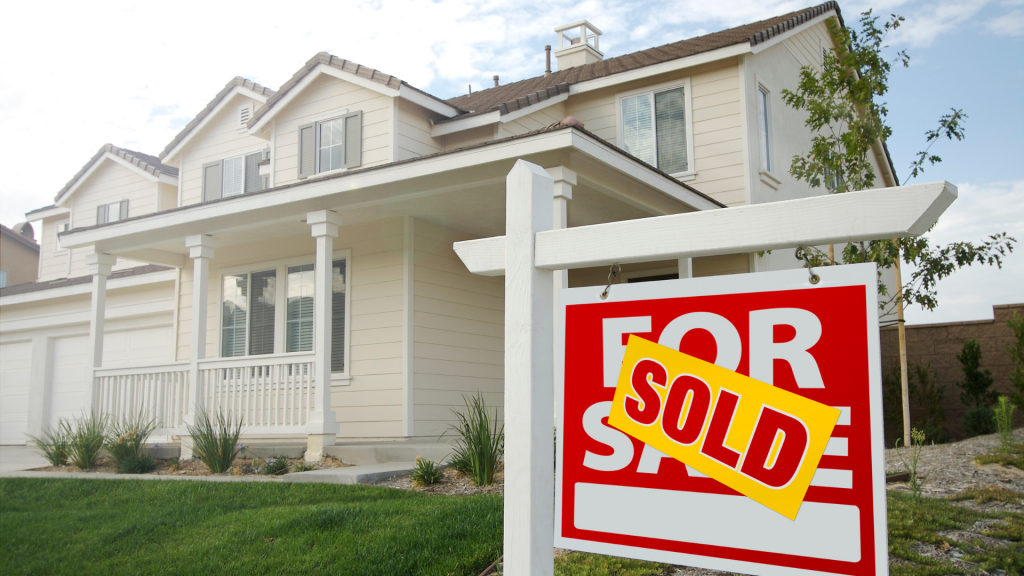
[0,445,47,473]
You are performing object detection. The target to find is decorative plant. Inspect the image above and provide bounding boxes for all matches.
[444,392,504,486]
[27,419,72,467]
[411,456,444,486]
[185,409,243,474]
[994,396,1017,454]
[1008,311,1024,409]
[67,412,108,470]
[894,428,927,499]
[292,461,317,473]
[254,456,289,476]
[167,457,181,473]
[106,413,157,474]
[956,339,997,437]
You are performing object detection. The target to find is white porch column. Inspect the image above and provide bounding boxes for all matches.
[547,167,575,293]
[306,209,342,460]
[181,234,216,460]
[678,257,693,279]
[85,253,116,412]
[504,160,555,576]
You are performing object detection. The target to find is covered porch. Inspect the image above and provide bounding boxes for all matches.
[58,126,720,460]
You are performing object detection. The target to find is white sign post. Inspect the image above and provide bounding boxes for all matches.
[454,159,956,576]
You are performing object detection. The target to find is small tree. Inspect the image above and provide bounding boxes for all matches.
[1008,310,1024,409]
[957,339,997,438]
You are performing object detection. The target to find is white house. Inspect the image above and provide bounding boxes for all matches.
[0,2,898,460]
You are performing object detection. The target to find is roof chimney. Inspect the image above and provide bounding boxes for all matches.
[553,20,603,70]
[493,75,499,87]
[545,45,552,76]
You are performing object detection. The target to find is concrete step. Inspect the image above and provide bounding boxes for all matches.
[283,462,417,485]
[324,440,454,466]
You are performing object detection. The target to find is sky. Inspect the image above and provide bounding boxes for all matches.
[0,0,1020,324]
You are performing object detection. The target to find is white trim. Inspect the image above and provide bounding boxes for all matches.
[571,44,751,96]
[737,54,755,206]
[749,11,836,55]
[24,206,70,221]
[213,248,352,380]
[56,153,177,207]
[615,77,696,177]
[402,216,414,435]
[0,268,178,307]
[430,92,570,137]
[755,79,775,176]
[53,219,70,254]
[161,86,270,163]
[390,97,399,163]
[60,129,722,253]
[398,85,460,118]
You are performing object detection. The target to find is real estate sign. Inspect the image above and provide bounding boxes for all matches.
[554,264,888,576]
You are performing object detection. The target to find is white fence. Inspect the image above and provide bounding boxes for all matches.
[198,352,315,433]
[94,362,190,434]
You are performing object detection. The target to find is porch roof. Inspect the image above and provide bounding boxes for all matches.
[58,124,723,265]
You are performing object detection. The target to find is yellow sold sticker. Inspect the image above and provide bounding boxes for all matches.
[607,335,841,520]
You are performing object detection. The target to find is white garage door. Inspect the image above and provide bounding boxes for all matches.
[49,335,90,429]
[103,326,171,368]
[0,341,33,445]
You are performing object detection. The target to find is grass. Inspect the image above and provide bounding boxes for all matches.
[0,478,501,576]
[554,552,672,575]
[976,443,1024,470]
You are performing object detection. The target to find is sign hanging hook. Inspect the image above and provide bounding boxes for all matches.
[794,246,820,285]
[600,263,622,300]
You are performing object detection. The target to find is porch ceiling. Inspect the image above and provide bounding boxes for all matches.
[60,127,719,263]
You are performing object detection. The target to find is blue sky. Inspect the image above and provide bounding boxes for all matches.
[0,0,1019,324]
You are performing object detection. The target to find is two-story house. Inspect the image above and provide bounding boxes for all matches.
[0,2,897,461]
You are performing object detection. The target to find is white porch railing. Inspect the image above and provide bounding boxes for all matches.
[94,362,190,434]
[198,352,316,434]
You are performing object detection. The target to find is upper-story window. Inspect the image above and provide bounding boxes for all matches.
[202,150,267,202]
[297,111,362,178]
[219,254,349,375]
[757,86,773,173]
[618,80,694,177]
[0,270,8,289]
[97,200,128,225]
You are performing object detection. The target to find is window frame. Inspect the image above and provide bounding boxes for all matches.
[215,248,352,382]
[97,200,128,225]
[53,220,70,254]
[311,109,349,177]
[220,145,268,198]
[757,84,774,174]
[615,78,696,180]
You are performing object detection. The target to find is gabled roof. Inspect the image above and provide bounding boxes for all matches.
[54,144,179,204]
[443,2,842,121]
[159,76,275,160]
[246,52,465,130]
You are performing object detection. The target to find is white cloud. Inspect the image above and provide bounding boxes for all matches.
[987,9,1024,35]
[902,180,1024,325]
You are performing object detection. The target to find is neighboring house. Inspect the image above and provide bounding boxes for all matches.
[0,2,898,455]
[0,223,40,288]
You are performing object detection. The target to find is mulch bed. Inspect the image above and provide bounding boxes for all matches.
[374,462,504,495]
[32,455,350,477]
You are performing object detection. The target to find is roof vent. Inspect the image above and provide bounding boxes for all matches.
[554,20,603,70]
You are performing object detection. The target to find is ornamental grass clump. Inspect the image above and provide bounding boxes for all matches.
[67,412,108,470]
[185,409,243,474]
[445,392,503,486]
[994,396,1017,455]
[411,456,443,486]
[106,413,157,474]
[253,456,289,476]
[27,419,72,467]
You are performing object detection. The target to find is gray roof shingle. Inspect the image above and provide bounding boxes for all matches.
[55,144,180,203]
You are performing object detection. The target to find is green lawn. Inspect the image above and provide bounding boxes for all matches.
[2,479,1021,576]
[0,478,501,576]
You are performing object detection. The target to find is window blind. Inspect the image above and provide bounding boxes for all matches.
[222,156,244,197]
[621,94,655,167]
[655,88,688,174]
[331,259,347,373]
[221,274,248,357]
[248,270,276,356]
[244,152,265,193]
[286,264,315,352]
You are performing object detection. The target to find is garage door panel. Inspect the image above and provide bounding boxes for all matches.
[50,336,89,428]
[0,341,33,444]
[103,326,171,368]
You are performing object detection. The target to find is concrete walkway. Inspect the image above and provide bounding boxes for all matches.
[0,445,416,486]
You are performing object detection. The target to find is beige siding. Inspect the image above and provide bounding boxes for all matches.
[179,94,269,207]
[158,182,178,211]
[566,59,747,207]
[442,125,493,151]
[37,217,70,281]
[174,219,405,439]
[70,160,157,226]
[413,220,504,437]
[272,75,392,187]
[501,101,566,136]
[396,99,443,160]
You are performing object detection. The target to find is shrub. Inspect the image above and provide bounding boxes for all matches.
[167,457,181,473]
[994,396,1017,453]
[963,405,997,438]
[882,362,948,446]
[1008,311,1024,409]
[27,419,71,467]
[106,413,157,474]
[67,412,108,469]
[411,456,444,486]
[956,339,997,408]
[444,392,503,486]
[185,409,243,474]
[292,461,317,473]
[254,456,289,476]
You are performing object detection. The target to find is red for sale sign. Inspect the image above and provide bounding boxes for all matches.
[554,264,888,576]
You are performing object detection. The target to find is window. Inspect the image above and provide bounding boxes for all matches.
[757,87,773,173]
[297,111,362,178]
[203,150,266,202]
[97,200,128,225]
[54,221,69,253]
[219,255,349,374]
[0,270,7,289]
[619,83,691,175]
